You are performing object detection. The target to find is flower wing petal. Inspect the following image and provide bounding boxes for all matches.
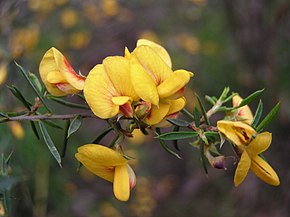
[113,165,130,201]
[84,64,120,119]
[233,95,254,124]
[234,152,251,186]
[145,102,170,125]
[251,155,280,186]
[167,97,186,115]
[157,70,193,99]
[247,132,272,156]
[137,39,172,68]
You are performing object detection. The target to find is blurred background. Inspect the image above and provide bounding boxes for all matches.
[0,0,290,216]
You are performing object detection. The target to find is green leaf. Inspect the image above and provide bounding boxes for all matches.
[194,107,200,127]
[256,102,280,132]
[30,121,40,140]
[173,125,180,151]
[28,72,43,93]
[236,89,264,108]
[181,108,195,121]
[47,95,91,110]
[91,127,113,144]
[200,142,208,174]
[67,115,82,138]
[38,121,62,167]
[7,85,32,110]
[155,131,198,140]
[62,120,70,158]
[252,99,263,128]
[166,118,190,127]
[15,61,52,113]
[205,95,216,105]
[42,119,63,129]
[196,94,210,125]
[0,112,9,118]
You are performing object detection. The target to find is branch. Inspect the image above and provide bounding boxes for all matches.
[0,113,97,123]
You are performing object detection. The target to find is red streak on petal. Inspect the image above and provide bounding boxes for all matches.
[119,102,133,118]
[64,58,85,81]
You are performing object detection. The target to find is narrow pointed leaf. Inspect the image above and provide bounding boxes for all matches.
[205,95,216,105]
[194,107,200,127]
[0,112,9,118]
[38,121,62,167]
[181,108,195,121]
[15,61,52,113]
[256,102,280,132]
[166,118,190,127]
[155,131,198,140]
[30,121,40,140]
[28,72,43,93]
[47,95,90,110]
[62,120,70,158]
[196,94,210,125]
[7,85,32,110]
[67,115,82,138]
[173,125,180,151]
[91,126,113,144]
[235,89,264,108]
[252,99,263,128]
[200,142,208,174]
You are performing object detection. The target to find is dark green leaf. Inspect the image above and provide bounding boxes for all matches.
[237,89,264,108]
[166,118,190,127]
[173,125,180,151]
[194,107,200,127]
[181,108,195,121]
[155,131,198,140]
[47,95,90,110]
[0,112,9,118]
[200,142,208,174]
[15,61,52,113]
[38,121,62,167]
[67,115,82,138]
[28,72,43,93]
[196,94,210,125]
[256,102,280,132]
[252,100,263,128]
[30,121,40,140]
[91,127,113,144]
[7,85,32,110]
[62,120,70,158]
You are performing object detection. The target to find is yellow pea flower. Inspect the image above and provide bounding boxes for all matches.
[84,56,139,119]
[217,120,256,147]
[128,39,193,106]
[232,95,254,124]
[39,47,85,96]
[75,144,136,201]
[234,132,280,186]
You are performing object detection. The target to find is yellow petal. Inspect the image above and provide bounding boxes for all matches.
[251,155,280,186]
[112,96,132,106]
[232,95,254,124]
[130,56,159,105]
[127,164,136,190]
[145,102,170,125]
[46,71,67,84]
[234,151,251,186]
[52,47,85,90]
[113,165,130,201]
[217,120,256,146]
[124,47,131,59]
[247,132,272,156]
[103,56,139,101]
[84,64,120,119]
[137,39,172,68]
[157,69,193,99]
[167,97,186,115]
[55,83,81,95]
[0,62,8,86]
[131,45,172,85]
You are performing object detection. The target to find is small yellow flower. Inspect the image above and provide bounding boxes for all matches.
[84,56,139,119]
[75,144,136,201]
[0,62,8,86]
[232,95,254,124]
[8,121,25,140]
[39,47,85,96]
[234,132,280,186]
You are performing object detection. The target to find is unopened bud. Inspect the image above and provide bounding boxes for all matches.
[206,151,226,170]
[135,101,151,119]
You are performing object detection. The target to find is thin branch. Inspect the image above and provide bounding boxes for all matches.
[0,113,97,123]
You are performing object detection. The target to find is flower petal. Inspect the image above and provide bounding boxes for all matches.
[84,64,120,119]
[130,56,159,105]
[145,102,170,125]
[247,132,272,156]
[234,151,251,186]
[55,83,81,94]
[167,97,186,115]
[46,70,66,84]
[52,47,85,90]
[217,120,256,146]
[103,56,139,101]
[113,165,130,201]
[232,95,254,124]
[137,39,172,68]
[127,164,136,190]
[251,155,280,186]
[157,69,193,99]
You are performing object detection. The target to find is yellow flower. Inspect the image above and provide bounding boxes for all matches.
[217,120,256,147]
[232,95,254,124]
[127,39,193,106]
[217,120,280,186]
[39,47,85,96]
[0,62,8,86]
[234,132,280,186]
[84,56,139,119]
[75,144,136,201]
